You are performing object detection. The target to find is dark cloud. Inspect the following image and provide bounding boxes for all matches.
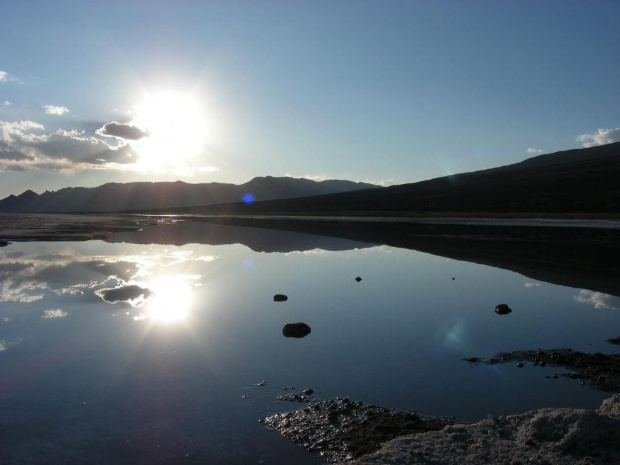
[0,140,28,160]
[96,122,149,140]
[80,143,139,165]
[95,285,152,304]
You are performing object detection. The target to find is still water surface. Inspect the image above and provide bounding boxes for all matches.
[0,220,618,464]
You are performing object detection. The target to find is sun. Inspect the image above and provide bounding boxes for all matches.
[131,91,209,170]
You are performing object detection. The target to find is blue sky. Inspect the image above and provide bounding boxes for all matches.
[1,0,618,197]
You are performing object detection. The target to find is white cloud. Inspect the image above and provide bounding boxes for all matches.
[0,339,19,351]
[576,128,620,148]
[1,119,217,175]
[574,290,620,310]
[0,71,19,83]
[0,120,138,172]
[526,148,543,154]
[0,248,210,306]
[1,120,44,132]
[524,282,541,288]
[42,309,68,319]
[43,105,70,116]
[0,279,47,303]
[2,101,11,106]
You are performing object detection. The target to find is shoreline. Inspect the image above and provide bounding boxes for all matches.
[265,345,620,464]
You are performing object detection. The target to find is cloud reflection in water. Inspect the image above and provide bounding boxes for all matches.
[574,290,620,310]
[0,246,212,325]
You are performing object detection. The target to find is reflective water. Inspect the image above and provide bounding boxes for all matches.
[1,219,619,464]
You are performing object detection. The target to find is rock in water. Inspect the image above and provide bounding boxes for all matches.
[282,322,311,338]
[0,240,9,247]
[495,304,512,315]
[355,277,362,282]
[273,294,288,302]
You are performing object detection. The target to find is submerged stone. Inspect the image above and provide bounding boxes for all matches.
[282,322,311,338]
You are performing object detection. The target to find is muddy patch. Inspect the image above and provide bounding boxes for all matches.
[262,398,450,463]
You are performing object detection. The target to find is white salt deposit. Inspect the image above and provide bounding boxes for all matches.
[353,395,620,465]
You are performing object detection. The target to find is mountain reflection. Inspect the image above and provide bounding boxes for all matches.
[182,216,620,298]
[106,219,375,253]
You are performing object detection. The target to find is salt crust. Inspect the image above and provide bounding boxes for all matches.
[353,395,620,465]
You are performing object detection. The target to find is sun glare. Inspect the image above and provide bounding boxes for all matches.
[145,276,195,323]
[132,91,209,170]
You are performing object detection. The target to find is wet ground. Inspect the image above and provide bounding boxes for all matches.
[464,348,620,392]
[263,398,450,463]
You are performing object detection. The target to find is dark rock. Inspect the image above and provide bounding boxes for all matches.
[355,277,362,282]
[273,294,288,302]
[0,240,9,247]
[517,362,525,368]
[302,389,314,396]
[263,399,450,463]
[282,322,311,338]
[494,304,512,315]
[607,336,620,346]
[277,393,310,403]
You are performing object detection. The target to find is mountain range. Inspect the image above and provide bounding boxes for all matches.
[1,142,619,215]
[160,142,620,216]
[0,177,377,213]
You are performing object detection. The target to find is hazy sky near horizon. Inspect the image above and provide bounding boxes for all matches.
[1,1,619,198]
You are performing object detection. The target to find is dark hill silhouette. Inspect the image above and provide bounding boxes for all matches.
[164,142,620,216]
[0,177,378,213]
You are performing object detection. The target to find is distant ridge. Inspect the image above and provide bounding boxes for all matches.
[163,142,620,216]
[0,177,378,213]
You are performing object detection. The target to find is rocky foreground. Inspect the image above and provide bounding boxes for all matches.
[351,395,620,465]
[265,347,620,464]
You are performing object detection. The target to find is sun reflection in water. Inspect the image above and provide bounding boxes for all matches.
[142,275,197,323]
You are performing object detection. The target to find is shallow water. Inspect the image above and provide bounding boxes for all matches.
[1,219,619,464]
